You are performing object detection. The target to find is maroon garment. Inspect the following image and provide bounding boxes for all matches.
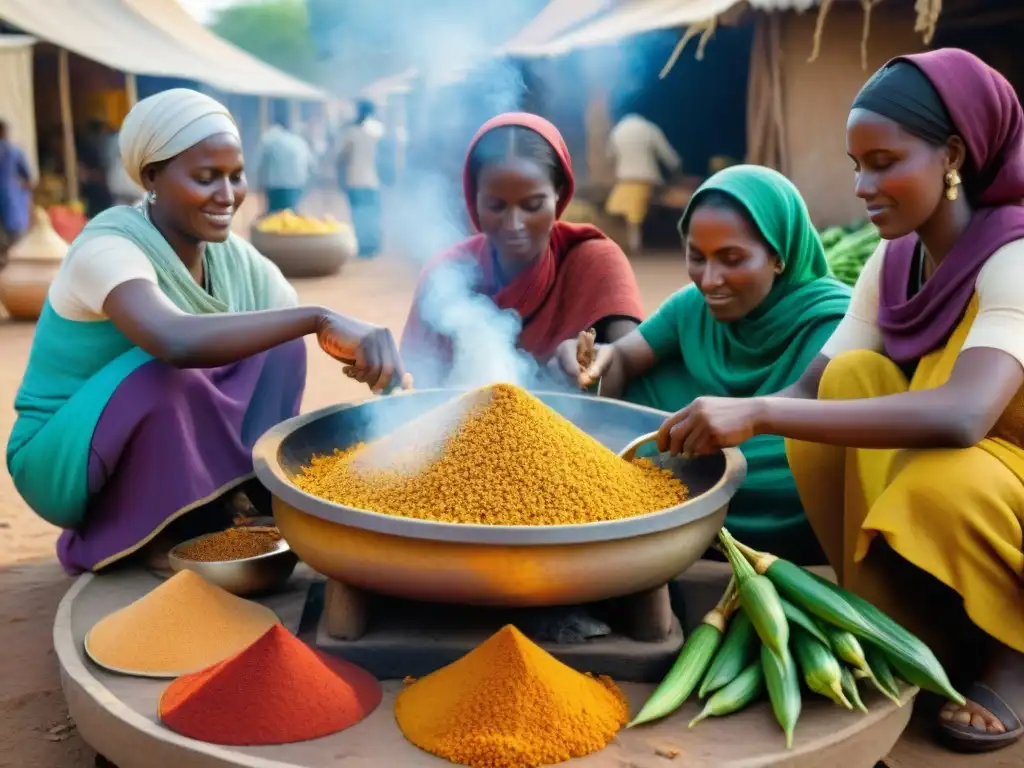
[400,112,643,382]
[875,49,1024,362]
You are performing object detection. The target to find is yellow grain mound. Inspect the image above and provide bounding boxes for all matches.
[292,383,688,525]
[257,209,346,234]
[395,625,629,767]
[85,570,279,677]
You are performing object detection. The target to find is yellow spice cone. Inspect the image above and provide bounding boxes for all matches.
[395,624,628,767]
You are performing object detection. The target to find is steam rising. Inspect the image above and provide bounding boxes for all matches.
[323,6,582,475]
[375,15,573,393]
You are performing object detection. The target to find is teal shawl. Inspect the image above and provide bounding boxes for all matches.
[7,205,279,528]
[626,165,851,561]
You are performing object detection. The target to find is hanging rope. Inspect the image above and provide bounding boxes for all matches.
[659,17,719,79]
[808,0,835,63]
[915,0,942,44]
[812,0,942,69]
[859,0,883,70]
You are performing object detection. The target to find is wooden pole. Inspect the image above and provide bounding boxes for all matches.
[125,72,138,109]
[258,96,269,134]
[57,48,79,203]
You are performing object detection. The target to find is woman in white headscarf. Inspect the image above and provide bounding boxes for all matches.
[7,89,410,574]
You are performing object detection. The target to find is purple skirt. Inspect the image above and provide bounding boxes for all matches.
[57,340,307,573]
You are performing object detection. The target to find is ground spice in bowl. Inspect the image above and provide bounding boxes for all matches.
[395,624,629,767]
[159,624,382,745]
[293,383,688,526]
[175,526,283,562]
[84,570,279,677]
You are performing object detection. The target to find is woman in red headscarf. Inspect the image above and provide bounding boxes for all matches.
[399,113,644,387]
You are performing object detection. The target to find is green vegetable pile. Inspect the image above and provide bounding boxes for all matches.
[627,528,963,749]
[820,222,881,286]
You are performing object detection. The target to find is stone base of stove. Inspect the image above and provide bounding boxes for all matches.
[306,580,685,682]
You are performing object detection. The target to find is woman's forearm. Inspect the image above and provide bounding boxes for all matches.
[756,387,976,449]
[596,352,629,398]
[771,355,828,400]
[160,306,325,368]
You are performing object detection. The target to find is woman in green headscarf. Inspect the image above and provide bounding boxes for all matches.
[576,165,851,563]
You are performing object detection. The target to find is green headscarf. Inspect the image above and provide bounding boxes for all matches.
[625,165,851,563]
[648,164,851,401]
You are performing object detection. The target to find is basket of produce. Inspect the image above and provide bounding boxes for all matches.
[821,221,881,287]
[250,209,356,278]
[253,384,748,607]
[0,205,69,320]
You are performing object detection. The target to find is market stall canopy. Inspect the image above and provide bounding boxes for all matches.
[0,0,324,99]
[497,0,619,57]
[508,0,746,57]
[123,0,324,99]
[0,34,37,172]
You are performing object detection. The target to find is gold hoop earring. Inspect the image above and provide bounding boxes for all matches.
[945,169,962,201]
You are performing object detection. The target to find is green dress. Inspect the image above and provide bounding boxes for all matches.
[624,165,851,564]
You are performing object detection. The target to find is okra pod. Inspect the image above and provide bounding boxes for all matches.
[840,666,868,713]
[699,610,758,699]
[761,643,801,749]
[690,661,765,727]
[628,582,734,727]
[719,529,789,658]
[863,641,902,705]
[790,626,851,709]
[780,597,830,648]
[730,538,964,706]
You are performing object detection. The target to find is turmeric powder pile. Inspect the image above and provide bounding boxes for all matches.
[292,383,688,525]
[394,624,628,767]
[85,570,279,677]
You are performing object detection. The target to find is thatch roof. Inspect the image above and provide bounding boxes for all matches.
[743,0,943,67]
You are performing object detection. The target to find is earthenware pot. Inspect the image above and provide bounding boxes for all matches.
[0,207,68,321]
[250,226,356,279]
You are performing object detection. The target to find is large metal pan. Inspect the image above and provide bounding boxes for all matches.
[253,390,746,607]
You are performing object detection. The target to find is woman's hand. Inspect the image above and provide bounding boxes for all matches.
[316,313,412,394]
[549,339,586,388]
[657,396,765,456]
[581,344,616,389]
[548,339,617,390]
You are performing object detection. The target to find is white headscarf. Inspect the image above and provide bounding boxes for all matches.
[118,88,240,187]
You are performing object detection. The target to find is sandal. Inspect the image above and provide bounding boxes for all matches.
[937,682,1023,753]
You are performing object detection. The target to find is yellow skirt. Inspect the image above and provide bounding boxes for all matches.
[786,298,1024,659]
[605,182,653,225]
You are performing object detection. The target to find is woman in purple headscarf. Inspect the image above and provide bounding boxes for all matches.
[641,49,1024,752]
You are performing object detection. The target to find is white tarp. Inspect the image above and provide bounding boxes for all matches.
[124,0,324,99]
[0,34,36,172]
[512,0,743,57]
[499,0,619,57]
[0,0,323,99]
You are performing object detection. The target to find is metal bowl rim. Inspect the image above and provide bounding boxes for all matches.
[253,389,748,546]
[167,529,295,569]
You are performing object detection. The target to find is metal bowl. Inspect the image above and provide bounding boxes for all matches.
[253,389,747,607]
[167,527,299,597]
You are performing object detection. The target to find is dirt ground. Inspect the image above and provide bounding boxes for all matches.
[0,192,688,767]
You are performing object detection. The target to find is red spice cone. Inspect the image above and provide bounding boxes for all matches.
[159,624,381,745]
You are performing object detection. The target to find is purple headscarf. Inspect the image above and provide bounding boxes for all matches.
[864,49,1024,362]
